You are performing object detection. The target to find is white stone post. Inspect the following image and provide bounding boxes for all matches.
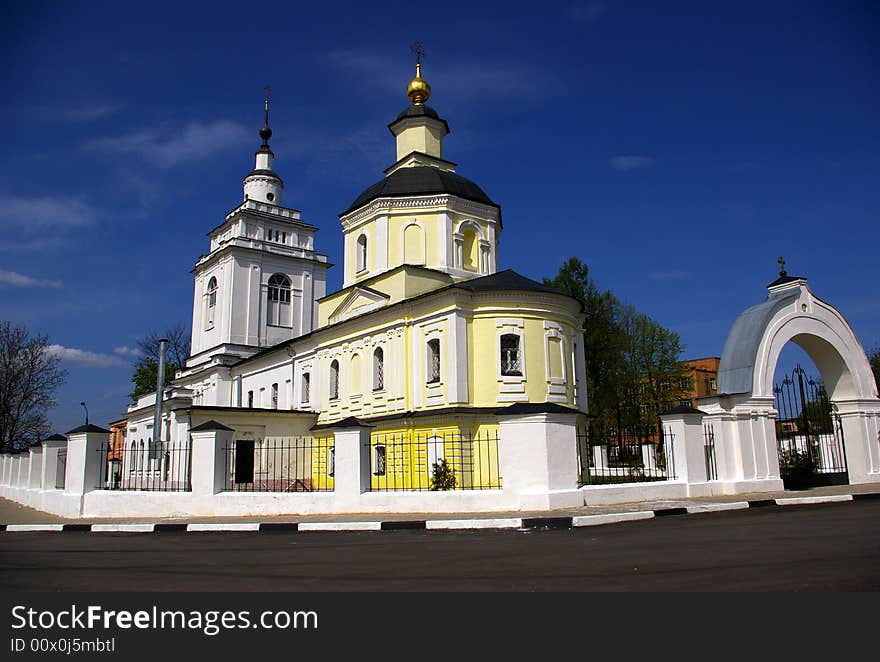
[498,409,582,510]
[190,420,235,496]
[41,437,67,490]
[0,454,8,485]
[835,400,880,484]
[64,424,110,496]
[330,420,372,506]
[28,446,42,489]
[17,454,30,489]
[660,407,711,494]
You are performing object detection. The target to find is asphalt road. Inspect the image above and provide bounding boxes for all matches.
[1,501,878,591]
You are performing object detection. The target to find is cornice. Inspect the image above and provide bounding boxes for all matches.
[340,194,500,230]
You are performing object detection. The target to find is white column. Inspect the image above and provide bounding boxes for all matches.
[190,421,235,496]
[498,411,581,509]
[835,399,880,484]
[28,446,42,488]
[660,408,710,494]
[16,454,29,488]
[331,424,371,506]
[64,425,110,496]
[41,438,67,490]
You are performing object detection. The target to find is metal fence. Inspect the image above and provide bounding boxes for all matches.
[704,423,717,481]
[97,441,191,492]
[367,430,501,491]
[224,437,334,492]
[577,425,675,485]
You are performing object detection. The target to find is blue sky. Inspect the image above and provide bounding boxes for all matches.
[1,0,877,433]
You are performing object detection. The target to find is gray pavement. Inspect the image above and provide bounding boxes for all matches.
[1,482,877,525]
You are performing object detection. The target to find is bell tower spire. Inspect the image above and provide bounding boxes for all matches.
[243,85,284,205]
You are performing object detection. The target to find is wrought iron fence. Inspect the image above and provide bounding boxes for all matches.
[367,430,501,491]
[577,424,675,485]
[224,437,334,492]
[704,423,718,481]
[97,441,191,492]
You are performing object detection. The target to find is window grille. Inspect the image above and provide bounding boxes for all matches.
[267,273,291,326]
[271,383,279,409]
[302,372,310,403]
[427,339,440,384]
[500,334,521,376]
[373,347,384,391]
[329,360,339,400]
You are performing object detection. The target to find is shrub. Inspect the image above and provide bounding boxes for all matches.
[778,447,818,488]
[430,458,457,490]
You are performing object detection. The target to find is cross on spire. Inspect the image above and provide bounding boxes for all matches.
[410,42,425,65]
[777,256,787,277]
[259,84,273,149]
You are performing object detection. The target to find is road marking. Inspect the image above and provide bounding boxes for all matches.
[426,518,522,530]
[687,502,750,513]
[5,524,64,532]
[572,511,655,527]
[298,521,382,531]
[187,523,262,532]
[91,523,156,533]
[775,495,853,506]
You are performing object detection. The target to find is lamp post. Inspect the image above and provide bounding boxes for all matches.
[80,401,89,425]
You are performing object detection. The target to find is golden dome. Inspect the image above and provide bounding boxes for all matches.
[406,62,431,105]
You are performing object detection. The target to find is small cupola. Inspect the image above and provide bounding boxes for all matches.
[243,86,284,205]
[388,46,449,162]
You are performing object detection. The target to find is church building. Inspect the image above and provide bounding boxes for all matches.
[122,58,588,477]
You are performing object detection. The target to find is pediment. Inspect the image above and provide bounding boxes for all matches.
[329,286,391,324]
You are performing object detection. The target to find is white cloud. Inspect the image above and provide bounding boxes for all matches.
[0,195,98,231]
[85,120,251,168]
[0,270,62,288]
[610,155,655,171]
[113,345,141,358]
[45,345,128,368]
[62,104,122,121]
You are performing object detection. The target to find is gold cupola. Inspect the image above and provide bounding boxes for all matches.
[406,61,431,104]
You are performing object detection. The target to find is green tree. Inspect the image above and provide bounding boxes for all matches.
[0,321,67,452]
[869,344,880,395]
[129,323,190,401]
[544,258,689,438]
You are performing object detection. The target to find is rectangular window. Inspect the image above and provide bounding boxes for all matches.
[500,334,521,376]
[680,399,693,408]
[374,445,386,476]
[271,383,279,409]
[302,372,311,404]
[709,377,717,391]
[427,339,440,384]
[247,391,254,408]
[679,377,692,390]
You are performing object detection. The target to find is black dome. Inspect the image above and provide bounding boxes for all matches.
[395,104,441,122]
[343,166,498,215]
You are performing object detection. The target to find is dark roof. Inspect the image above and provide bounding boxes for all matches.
[453,270,566,296]
[500,402,582,416]
[766,274,805,288]
[44,434,67,442]
[343,166,497,215]
[312,403,586,429]
[66,423,110,435]
[191,420,235,432]
[388,104,450,134]
[310,416,374,431]
[243,168,283,182]
[660,405,706,416]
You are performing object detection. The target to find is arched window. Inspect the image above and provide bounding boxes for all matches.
[301,372,311,404]
[427,339,441,384]
[356,234,367,273]
[373,347,384,391]
[267,273,292,327]
[138,440,145,473]
[329,359,339,401]
[500,334,521,376]
[205,277,218,329]
[462,228,479,272]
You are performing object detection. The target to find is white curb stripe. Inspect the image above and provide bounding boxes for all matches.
[687,502,750,514]
[91,524,155,533]
[426,518,522,530]
[187,523,262,532]
[775,495,853,506]
[6,524,64,532]
[572,511,655,527]
[298,521,382,531]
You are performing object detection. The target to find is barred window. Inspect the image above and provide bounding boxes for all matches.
[267,273,292,327]
[247,390,254,408]
[271,383,279,409]
[500,334,521,376]
[373,347,384,391]
[329,360,339,401]
[356,234,367,272]
[374,445,386,476]
[205,277,218,329]
[301,372,311,404]
[427,339,440,384]
[678,377,692,390]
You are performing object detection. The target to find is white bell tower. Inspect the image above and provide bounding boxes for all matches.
[186,90,330,372]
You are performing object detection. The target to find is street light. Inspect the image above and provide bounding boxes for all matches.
[80,402,89,425]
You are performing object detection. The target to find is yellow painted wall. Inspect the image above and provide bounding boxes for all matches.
[395,124,444,161]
